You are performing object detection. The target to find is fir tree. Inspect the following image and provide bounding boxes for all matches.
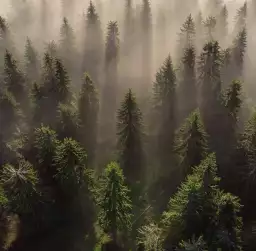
[198,41,223,153]
[177,15,195,60]
[234,2,247,36]
[217,4,228,45]
[162,154,242,250]
[3,50,28,112]
[175,110,208,178]
[203,16,216,41]
[78,74,99,168]
[56,104,78,140]
[153,55,176,171]
[117,89,144,185]
[178,46,197,122]
[24,38,40,85]
[59,17,76,80]
[97,162,132,244]
[100,21,119,155]
[83,1,103,84]
[231,27,247,79]
[54,58,71,104]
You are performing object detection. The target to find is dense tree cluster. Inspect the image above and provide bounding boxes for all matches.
[0,0,256,251]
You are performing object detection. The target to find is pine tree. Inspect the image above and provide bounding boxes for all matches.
[178,46,197,122]
[3,50,28,112]
[217,4,228,46]
[175,110,208,178]
[78,74,99,168]
[203,16,217,41]
[177,15,195,60]
[117,89,144,185]
[59,17,76,80]
[162,154,242,250]
[83,1,103,84]
[56,104,78,140]
[198,41,223,153]
[97,162,132,244]
[54,58,71,104]
[100,21,119,153]
[0,90,22,141]
[153,55,176,171]
[234,2,247,36]
[231,27,247,79]
[24,38,40,85]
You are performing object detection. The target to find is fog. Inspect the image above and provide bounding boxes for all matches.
[0,0,255,100]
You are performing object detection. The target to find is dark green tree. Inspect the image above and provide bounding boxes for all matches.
[178,46,197,122]
[59,17,76,80]
[153,55,177,171]
[100,21,120,160]
[175,110,208,178]
[3,50,28,112]
[97,162,132,245]
[83,1,103,84]
[78,74,99,168]
[177,15,195,60]
[198,41,223,153]
[117,89,144,185]
[24,38,40,85]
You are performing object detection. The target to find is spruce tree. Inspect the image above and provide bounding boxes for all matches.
[177,15,195,60]
[153,55,176,171]
[100,21,119,157]
[231,27,247,80]
[83,1,103,84]
[162,154,242,250]
[175,110,208,178]
[78,74,99,168]
[3,50,28,112]
[59,17,76,80]
[24,38,40,85]
[178,46,197,122]
[198,41,223,153]
[117,89,144,185]
[97,162,132,244]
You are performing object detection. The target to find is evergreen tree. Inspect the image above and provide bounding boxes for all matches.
[198,41,223,153]
[203,16,217,41]
[24,38,40,85]
[0,90,22,141]
[177,15,195,60]
[78,74,99,168]
[59,17,76,80]
[117,89,144,185]
[3,50,28,112]
[175,110,208,178]
[83,1,103,84]
[217,4,228,46]
[231,27,247,80]
[234,2,247,36]
[56,104,78,140]
[97,162,132,244]
[162,154,242,250]
[195,11,204,52]
[178,46,197,122]
[153,55,176,171]
[100,21,119,158]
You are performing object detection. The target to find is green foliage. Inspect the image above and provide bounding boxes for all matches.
[137,222,163,251]
[97,162,132,243]
[153,55,176,169]
[175,110,208,177]
[78,74,99,167]
[179,236,207,251]
[54,138,87,194]
[117,89,144,184]
[1,160,39,216]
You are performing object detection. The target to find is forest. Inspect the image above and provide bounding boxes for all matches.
[0,0,256,250]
